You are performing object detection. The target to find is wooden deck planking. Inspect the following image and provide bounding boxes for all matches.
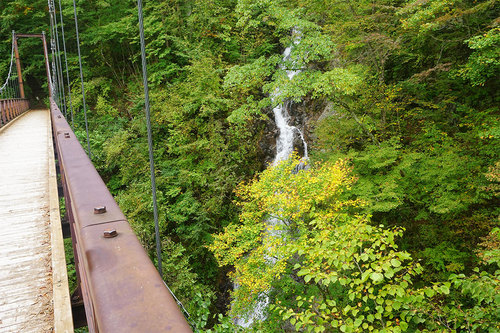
[0,110,73,333]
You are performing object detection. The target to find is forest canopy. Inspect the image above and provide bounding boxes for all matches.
[1,0,498,331]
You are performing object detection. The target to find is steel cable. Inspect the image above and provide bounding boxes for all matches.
[49,0,63,106]
[58,0,75,127]
[0,32,15,94]
[72,0,91,157]
[137,0,191,322]
[137,0,163,277]
[42,31,55,95]
[48,2,59,101]
[48,2,55,99]
[51,0,67,116]
[15,76,19,98]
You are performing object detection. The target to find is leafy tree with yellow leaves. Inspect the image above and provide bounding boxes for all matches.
[209,155,429,332]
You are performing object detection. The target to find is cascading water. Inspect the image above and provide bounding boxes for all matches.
[235,29,308,328]
[273,34,308,165]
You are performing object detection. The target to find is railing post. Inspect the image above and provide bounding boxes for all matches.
[0,101,4,126]
[7,99,12,121]
[0,97,30,127]
[3,100,7,122]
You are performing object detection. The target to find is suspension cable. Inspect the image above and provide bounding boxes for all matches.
[7,77,12,98]
[49,0,63,106]
[58,0,75,127]
[49,6,55,100]
[48,2,57,100]
[51,41,58,101]
[137,0,163,278]
[72,0,91,157]
[137,1,190,320]
[164,281,191,320]
[51,0,67,116]
[0,32,15,94]
[48,1,59,102]
[15,76,20,98]
[42,31,55,97]
[9,77,14,98]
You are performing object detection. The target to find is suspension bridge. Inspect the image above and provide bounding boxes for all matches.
[0,1,191,332]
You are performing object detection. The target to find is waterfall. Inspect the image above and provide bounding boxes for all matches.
[272,33,308,165]
[235,29,308,328]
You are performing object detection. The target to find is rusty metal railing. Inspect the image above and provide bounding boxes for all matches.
[50,98,192,333]
[0,98,29,127]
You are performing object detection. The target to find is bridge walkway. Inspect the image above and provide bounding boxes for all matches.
[0,109,73,332]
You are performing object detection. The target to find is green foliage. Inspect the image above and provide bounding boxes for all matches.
[210,156,428,331]
[3,0,498,329]
[63,238,77,293]
[205,314,243,333]
[412,228,500,332]
[458,27,500,86]
[223,55,278,123]
[160,239,214,330]
[421,242,469,273]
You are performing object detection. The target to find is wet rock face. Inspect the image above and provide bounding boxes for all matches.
[258,97,330,164]
[289,100,309,157]
[259,110,278,165]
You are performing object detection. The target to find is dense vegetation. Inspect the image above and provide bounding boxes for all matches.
[1,0,498,331]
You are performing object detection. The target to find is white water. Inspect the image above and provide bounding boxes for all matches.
[272,35,308,165]
[235,29,308,328]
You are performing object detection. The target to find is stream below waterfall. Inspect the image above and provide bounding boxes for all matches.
[235,29,308,328]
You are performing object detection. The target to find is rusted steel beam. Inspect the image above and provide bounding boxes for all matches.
[15,33,44,38]
[13,33,25,99]
[12,32,51,96]
[49,98,192,333]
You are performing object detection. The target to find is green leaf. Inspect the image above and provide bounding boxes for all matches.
[370,272,384,283]
[391,259,402,267]
[439,285,450,295]
[424,288,435,298]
